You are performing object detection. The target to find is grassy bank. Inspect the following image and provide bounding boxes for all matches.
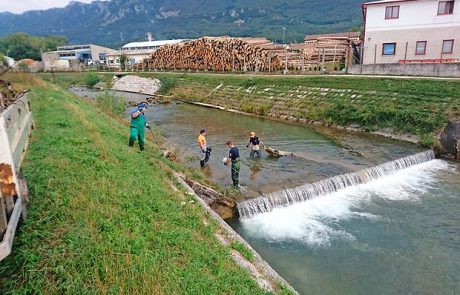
[0,74,280,294]
[158,73,459,141]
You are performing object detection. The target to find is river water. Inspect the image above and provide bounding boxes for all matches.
[71,88,460,295]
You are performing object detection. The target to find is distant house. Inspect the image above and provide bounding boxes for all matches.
[106,39,188,69]
[362,0,460,64]
[42,44,115,71]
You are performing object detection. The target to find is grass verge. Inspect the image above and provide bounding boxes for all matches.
[0,75,276,295]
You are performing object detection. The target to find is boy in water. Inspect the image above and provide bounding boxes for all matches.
[197,129,211,167]
[247,131,262,158]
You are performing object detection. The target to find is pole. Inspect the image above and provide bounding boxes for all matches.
[301,49,305,73]
[374,44,377,65]
[51,66,56,84]
[284,47,288,74]
[321,48,325,72]
[403,42,408,64]
[268,53,271,73]
[282,27,286,45]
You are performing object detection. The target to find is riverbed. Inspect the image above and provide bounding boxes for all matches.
[71,88,460,295]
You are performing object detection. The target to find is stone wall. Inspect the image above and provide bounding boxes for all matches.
[348,63,460,77]
[111,75,161,95]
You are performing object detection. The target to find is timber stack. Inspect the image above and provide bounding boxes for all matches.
[304,37,351,65]
[137,36,283,72]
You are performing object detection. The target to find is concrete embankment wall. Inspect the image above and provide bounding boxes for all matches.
[348,63,460,77]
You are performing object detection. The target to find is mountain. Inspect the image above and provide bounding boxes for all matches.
[0,0,364,47]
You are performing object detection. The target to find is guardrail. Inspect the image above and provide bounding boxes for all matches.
[0,93,33,261]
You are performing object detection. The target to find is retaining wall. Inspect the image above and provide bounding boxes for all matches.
[348,63,460,77]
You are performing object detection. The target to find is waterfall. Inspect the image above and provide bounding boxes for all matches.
[237,150,436,219]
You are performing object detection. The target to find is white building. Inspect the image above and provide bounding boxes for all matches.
[106,39,188,69]
[362,0,460,64]
[42,44,115,71]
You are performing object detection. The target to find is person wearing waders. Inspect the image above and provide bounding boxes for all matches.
[128,103,151,151]
[197,129,211,167]
[247,131,263,158]
[224,140,240,189]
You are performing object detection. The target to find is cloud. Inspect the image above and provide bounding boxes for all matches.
[0,0,106,14]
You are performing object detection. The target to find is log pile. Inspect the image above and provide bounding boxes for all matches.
[303,37,352,65]
[137,37,283,72]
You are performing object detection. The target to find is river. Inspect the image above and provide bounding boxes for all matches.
[71,88,460,295]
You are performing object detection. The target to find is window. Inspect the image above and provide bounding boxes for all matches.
[385,5,400,19]
[382,43,396,55]
[415,41,427,55]
[442,40,454,54]
[438,1,454,15]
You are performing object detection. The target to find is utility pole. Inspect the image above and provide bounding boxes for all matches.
[284,45,290,75]
[282,27,287,45]
[50,65,56,84]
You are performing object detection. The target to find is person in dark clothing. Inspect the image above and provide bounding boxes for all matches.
[224,140,240,189]
[247,131,263,158]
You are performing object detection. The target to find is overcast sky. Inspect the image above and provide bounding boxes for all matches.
[0,0,106,14]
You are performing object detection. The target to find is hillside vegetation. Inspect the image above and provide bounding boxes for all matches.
[0,0,364,46]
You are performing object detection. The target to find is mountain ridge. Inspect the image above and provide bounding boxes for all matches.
[0,0,364,47]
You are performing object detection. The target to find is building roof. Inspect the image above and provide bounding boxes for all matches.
[363,0,418,7]
[122,39,188,49]
[304,31,360,41]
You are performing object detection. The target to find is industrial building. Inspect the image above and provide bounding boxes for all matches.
[106,39,188,70]
[42,44,115,71]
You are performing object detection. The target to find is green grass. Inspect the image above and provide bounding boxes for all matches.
[0,79,276,294]
[231,242,255,263]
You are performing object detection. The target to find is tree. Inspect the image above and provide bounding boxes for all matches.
[0,33,67,61]
[119,54,128,71]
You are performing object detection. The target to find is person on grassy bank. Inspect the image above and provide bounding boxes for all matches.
[129,102,151,151]
[198,129,211,167]
[224,140,240,189]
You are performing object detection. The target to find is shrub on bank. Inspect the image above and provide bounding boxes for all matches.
[84,72,100,88]
[95,91,126,115]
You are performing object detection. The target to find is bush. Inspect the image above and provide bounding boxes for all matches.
[158,76,177,95]
[84,73,100,88]
[95,91,126,115]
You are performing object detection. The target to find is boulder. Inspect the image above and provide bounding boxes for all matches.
[440,121,460,159]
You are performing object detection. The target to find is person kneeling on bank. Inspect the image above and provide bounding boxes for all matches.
[224,140,240,189]
[128,102,151,151]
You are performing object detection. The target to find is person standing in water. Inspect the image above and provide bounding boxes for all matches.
[247,131,262,158]
[197,129,211,167]
[128,102,151,151]
[224,140,240,189]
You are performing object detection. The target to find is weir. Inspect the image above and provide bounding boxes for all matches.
[237,150,436,219]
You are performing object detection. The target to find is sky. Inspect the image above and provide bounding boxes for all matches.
[0,0,106,14]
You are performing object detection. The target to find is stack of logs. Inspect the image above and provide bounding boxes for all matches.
[303,37,352,66]
[137,36,284,72]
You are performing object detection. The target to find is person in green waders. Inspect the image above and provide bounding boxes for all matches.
[224,140,240,189]
[128,102,151,151]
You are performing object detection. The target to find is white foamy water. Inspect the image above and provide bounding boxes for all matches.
[240,159,452,247]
